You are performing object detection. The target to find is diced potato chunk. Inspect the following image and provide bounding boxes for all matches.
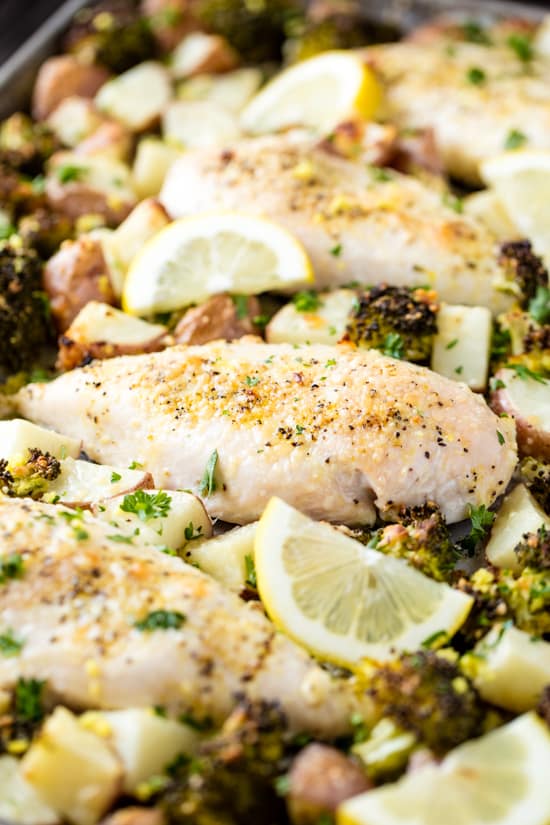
[132,138,183,199]
[431,304,492,390]
[82,709,199,792]
[96,489,212,551]
[266,290,354,346]
[485,484,550,571]
[0,420,80,464]
[463,190,519,240]
[472,624,550,711]
[21,707,122,825]
[47,97,104,148]
[0,755,58,825]
[162,100,240,149]
[43,457,154,507]
[186,522,258,591]
[113,199,171,270]
[95,62,173,132]
[170,32,238,78]
[177,68,263,113]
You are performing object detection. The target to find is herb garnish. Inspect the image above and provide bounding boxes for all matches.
[382,332,404,359]
[244,554,257,588]
[504,362,547,384]
[134,610,186,631]
[292,291,321,312]
[0,629,23,657]
[199,450,218,497]
[504,129,527,150]
[466,66,486,85]
[121,490,172,521]
[0,553,24,584]
[15,678,45,723]
[56,164,88,184]
[528,285,550,324]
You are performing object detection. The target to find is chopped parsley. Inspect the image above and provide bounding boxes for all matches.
[382,332,404,359]
[462,20,491,45]
[199,449,218,497]
[325,358,336,367]
[466,66,486,85]
[120,490,172,521]
[490,376,506,391]
[454,365,463,375]
[15,677,45,723]
[0,629,23,657]
[421,629,448,649]
[56,164,88,183]
[445,338,459,350]
[183,522,203,543]
[295,424,305,435]
[111,471,122,483]
[468,504,495,543]
[245,375,260,387]
[330,243,342,257]
[528,285,550,325]
[73,526,89,541]
[292,291,322,313]
[128,461,143,470]
[107,533,134,544]
[370,166,394,183]
[231,294,249,320]
[497,430,505,445]
[134,610,186,632]
[504,129,527,150]
[0,553,24,584]
[244,554,257,589]
[507,33,533,62]
[504,362,547,384]
[442,192,464,214]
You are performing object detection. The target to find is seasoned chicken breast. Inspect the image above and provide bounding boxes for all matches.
[160,134,517,312]
[364,33,550,184]
[0,497,370,736]
[16,340,517,525]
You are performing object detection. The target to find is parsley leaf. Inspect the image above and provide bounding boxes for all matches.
[446,338,459,350]
[111,471,122,483]
[120,490,172,521]
[15,677,45,723]
[245,375,260,387]
[504,362,547,384]
[504,129,527,150]
[468,504,495,543]
[528,285,550,325]
[466,66,486,85]
[56,164,88,183]
[0,629,23,657]
[244,554,257,588]
[184,522,203,543]
[292,291,321,313]
[382,332,404,359]
[462,20,491,45]
[442,192,464,214]
[330,243,342,257]
[496,430,505,445]
[507,33,533,62]
[134,610,186,632]
[231,294,249,320]
[199,449,218,497]
[0,553,24,584]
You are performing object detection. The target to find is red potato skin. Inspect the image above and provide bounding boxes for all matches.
[490,370,550,461]
[174,293,261,345]
[32,56,110,120]
[63,471,155,511]
[288,743,371,823]
[75,121,133,162]
[43,237,116,332]
[56,333,167,372]
[46,174,136,227]
[100,807,164,825]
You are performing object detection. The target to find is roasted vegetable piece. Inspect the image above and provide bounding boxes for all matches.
[18,209,74,259]
[0,113,59,176]
[160,703,291,825]
[32,56,110,121]
[373,506,458,583]
[520,456,550,514]
[0,448,61,499]
[0,238,54,376]
[284,10,398,63]
[143,0,199,52]
[173,293,261,345]
[514,524,550,570]
[64,0,156,73]
[366,651,486,755]
[345,285,438,363]
[498,240,549,307]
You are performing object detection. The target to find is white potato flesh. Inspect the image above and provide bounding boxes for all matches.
[0,420,80,463]
[87,227,126,298]
[492,367,550,459]
[463,190,519,240]
[170,32,238,79]
[47,97,103,148]
[97,489,212,551]
[177,68,263,113]
[485,483,550,571]
[82,709,199,792]
[266,290,355,345]
[95,62,173,132]
[186,522,258,591]
[42,457,153,506]
[62,302,167,348]
[0,756,58,825]
[162,100,241,149]
[132,138,183,199]
[473,625,550,712]
[431,303,492,390]
[21,707,122,825]
[113,199,170,270]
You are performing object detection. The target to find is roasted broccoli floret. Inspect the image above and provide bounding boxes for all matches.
[64,0,156,73]
[520,457,550,514]
[498,240,549,307]
[0,113,59,176]
[160,703,292,825]
[196,0,299,63]
[18,209,74,259]
[514,525,550,570]
[372,506,458,582]
[345,285,438,363]
[0,238,54,376]
[493,307,550,376]
[0,448,61,499]
[366,651,486,755]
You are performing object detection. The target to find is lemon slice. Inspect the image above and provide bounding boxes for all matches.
[254,498,472,666]
[122,213,314,315]
[338,712,550,825]
[480,150,550,266]
[240,51,381,136]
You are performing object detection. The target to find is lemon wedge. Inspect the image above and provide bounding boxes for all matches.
[240,50,381,136]
[122,213,313,315]
[480,150,550,266]
[254,498,472,666]
[338,712,550,825]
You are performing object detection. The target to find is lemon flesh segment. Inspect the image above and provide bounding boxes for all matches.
[338,712,550,825]
[240,51,381,136]
[254,498,472,666]
[480,150,550,267]
[122,213,314,315]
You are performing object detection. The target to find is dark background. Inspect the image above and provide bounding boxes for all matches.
[1,0,549,64]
